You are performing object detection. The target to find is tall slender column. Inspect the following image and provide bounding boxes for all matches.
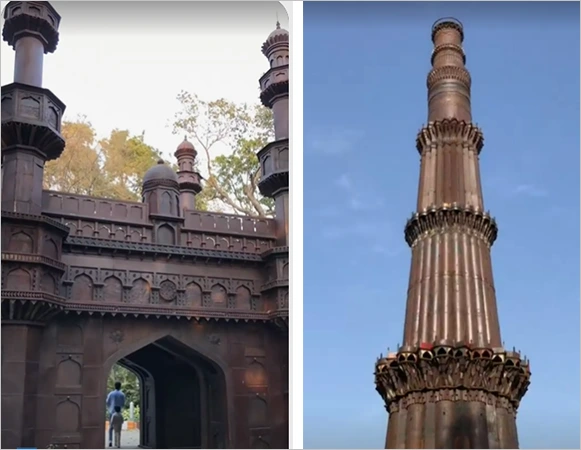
[375,19,531,449]
[258,21,290,247]
[1,3,69,448]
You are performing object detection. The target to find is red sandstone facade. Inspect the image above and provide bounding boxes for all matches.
[374,19,531,449]
[1,2,289,449]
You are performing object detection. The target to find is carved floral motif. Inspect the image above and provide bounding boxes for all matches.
[159,280,177,302]
[375,344,531,412]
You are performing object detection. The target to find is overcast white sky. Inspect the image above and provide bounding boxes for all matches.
[0,1,288,163]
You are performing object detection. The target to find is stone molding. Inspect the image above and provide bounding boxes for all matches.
[404,204,498,247]
[260,80,288,108]
[430,43,466,65]
[386,389,518,416]
[375,344,531,412]
[416,118,484,154]
[427,65,471,91]
[431,18,464,43]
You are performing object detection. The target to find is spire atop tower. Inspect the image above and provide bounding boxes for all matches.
[427,17,472,122]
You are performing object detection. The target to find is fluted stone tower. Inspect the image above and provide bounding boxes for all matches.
[1,2,68,448]
[374,19,531,449]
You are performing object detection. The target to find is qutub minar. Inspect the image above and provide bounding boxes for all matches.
[374,19,531,449]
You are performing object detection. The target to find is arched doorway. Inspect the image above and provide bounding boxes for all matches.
[104,336,228,449]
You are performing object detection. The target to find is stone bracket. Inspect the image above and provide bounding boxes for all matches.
[404,204,498,247]
[375,344,531,411]
[415,118,483,154]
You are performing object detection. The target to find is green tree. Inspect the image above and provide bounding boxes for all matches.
[107,363,140,408]
[44,117,109,197]
[100,130,163,201]
[172,92,275,218]
[44,121,166,202]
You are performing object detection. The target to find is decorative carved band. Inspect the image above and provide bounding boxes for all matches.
[260,80,289,108]
[415,119,484,154]
[427,65,471,90]
[2,210,70,235]
[2,8,60,53]
[142,179,179,191]
[63,236,264,262]
[431,18,464,43]
[375,344,531,411]
[386,389,517,416]
[404,205,498,247]
[262,32,289,56]
[431,43,466,65]
[62,302,275,322]
[1,292,66,324]
[258,170,289,198]
[2,252,66,272]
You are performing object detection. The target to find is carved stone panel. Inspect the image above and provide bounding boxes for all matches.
[211,284,227,307]
[103,276,123,303]
[70,275,93,302]
[129,279,151,304]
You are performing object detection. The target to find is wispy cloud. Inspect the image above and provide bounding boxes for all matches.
[310,129,363,156]
[334,173,385,212]
[512,184,548,198]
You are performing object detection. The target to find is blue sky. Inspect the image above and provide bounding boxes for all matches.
[303,2,579,449]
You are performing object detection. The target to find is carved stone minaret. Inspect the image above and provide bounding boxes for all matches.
[258,21,289,246]
[374,19,531,449]
[1,2,69,448]
[174,136,203,213]
[257,22,290,448]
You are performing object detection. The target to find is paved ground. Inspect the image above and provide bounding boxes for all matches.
[104,429,140,449]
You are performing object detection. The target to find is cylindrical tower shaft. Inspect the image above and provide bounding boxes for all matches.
[14,35,44,86]
[428,19,471,123]
[403,18,499,348]
[374,19,530,450]
[258,21,290,246]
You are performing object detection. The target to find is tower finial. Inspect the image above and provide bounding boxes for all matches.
[276,12,280,29]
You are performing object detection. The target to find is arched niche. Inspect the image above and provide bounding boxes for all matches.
[40,273,56,294]
[157,224,175,246]
[185,282,202,307]
[55,398,81,433]
[211,284,227,306]
[160,191,173,215]
[103,276,123,303]
[44,238,59,259]
[235,286,251,310]
[56,357,82,387]
[71,274,94,302]
[248,395,268,428]
[6,268,32,290]
[245,360,267,388]
[129,278,151,304]
[8,231,33,253]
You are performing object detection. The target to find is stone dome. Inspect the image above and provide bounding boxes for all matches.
[176,136,195,152]
[143,159,178,184]
[267,22,289,40]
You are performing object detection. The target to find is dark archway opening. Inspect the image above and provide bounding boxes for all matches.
[106,336,228,449]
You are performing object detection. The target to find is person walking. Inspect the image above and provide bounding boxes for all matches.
[106,381,126,448]
[110,405,124,449]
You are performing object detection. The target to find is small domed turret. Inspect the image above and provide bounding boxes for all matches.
[174,137,203,213]
[142,159,180,217]
[261,21,289,67]
[143,159,178,185]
